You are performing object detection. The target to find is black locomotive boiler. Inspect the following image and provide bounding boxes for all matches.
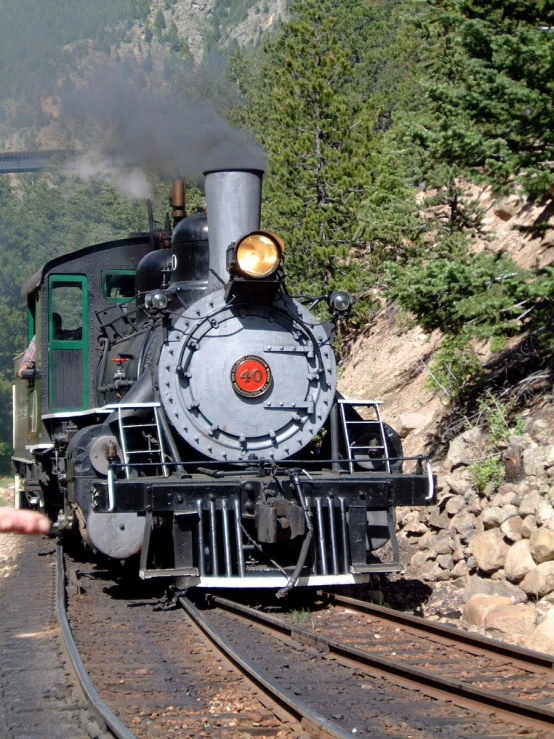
[13,168,435,594]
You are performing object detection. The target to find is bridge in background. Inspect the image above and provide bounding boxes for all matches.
[0,150,72,174]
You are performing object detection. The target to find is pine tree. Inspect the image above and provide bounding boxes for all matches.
[154,8,166,36]
[233,0,379,320]
[421,0,554,200]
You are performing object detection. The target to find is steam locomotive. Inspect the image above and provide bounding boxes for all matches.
[13,169,434,594]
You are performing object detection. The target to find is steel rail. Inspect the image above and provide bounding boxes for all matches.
[321,591,554,672]
[210,594,554,732]
[55,544,137,739]
[178,595,352,739]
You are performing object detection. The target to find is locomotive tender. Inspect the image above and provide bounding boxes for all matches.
[13,169,435,593]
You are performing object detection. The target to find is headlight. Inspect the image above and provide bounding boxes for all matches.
[235,231,284,278]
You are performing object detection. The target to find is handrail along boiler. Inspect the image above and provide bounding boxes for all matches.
[13,169,435,593]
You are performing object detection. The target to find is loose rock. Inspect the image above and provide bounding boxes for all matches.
[485,605,537,640]
[520,562,554,598]
[462,595,512,628]
[519,492,543,517]
[500,515,523,542]
[482,505,518,529]
[504,540,535,583]
[470,529,509,574]
[529,528,554,564]
[526,611,554,654]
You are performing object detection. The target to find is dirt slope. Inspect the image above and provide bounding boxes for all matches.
[339,187,554,460]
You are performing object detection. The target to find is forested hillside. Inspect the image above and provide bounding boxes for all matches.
[0,0,552,471]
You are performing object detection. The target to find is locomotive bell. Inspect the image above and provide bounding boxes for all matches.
[203,169,263,292]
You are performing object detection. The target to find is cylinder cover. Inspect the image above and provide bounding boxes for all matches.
[158,290,336,461]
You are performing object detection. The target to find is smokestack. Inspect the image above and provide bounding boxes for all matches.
[203,169,263,292]
[171,179,186,227]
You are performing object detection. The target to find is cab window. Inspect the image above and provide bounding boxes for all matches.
[50,281,83,341]
[102,271,135,303]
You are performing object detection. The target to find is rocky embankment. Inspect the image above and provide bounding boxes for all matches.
[396,399,554,652]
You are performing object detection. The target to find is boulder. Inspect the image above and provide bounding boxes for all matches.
[519,492,543,516]
[485,605,537,640]
[504,540,536,583]
[402,510,428,535]
[520,562,554,598]
[536,502,554,526]
[489,492,504,507]
[500,515,523,542]
[452,546,465,563]
[417,530,437,550]
[529,528,554,564]
[500,491,518,506]
[462,594,512,628]
[526,611,554,655]
[429,508,450,529]
[482,505,518,529]
[449,510,477,541]
[523,447,546,477]
[397,412,427,438]
[451,560,469,578]
[410,550,434,569]
[521,515,538,538]
[436,554,454,570]
[433,530,454,555]
[463,574,527,604]
[446,468,473,495]
[420,560,443,581]
[470,529,509,574]
[447,427,484,469]
[445,496,465,516]
[545,448,554,470]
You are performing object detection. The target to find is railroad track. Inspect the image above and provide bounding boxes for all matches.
[58,545,554,738]
[60,547,302,738]
[190,592,554,737]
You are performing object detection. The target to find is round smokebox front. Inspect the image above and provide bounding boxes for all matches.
[158,291,336,461]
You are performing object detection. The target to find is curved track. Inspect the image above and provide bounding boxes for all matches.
[192,592,554,737]
[56,544,136,739]
[57,544,554,738]
[62,549,301,738]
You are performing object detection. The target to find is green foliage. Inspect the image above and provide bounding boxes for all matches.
[387,243,531,338]
[425,336,483,402]
[469,455,504,494]
[231,0,404,326]
[154,8,166,35]
[420,0,554,200]
[468,393,523,493]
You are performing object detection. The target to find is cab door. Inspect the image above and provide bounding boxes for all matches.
[48,275,88,411]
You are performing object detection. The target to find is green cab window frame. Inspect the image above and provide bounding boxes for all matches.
[27,296,35,342]
[102,269,136,303]
[48,275,89,411]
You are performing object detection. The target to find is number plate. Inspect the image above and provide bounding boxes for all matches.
[231,355,272,397]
